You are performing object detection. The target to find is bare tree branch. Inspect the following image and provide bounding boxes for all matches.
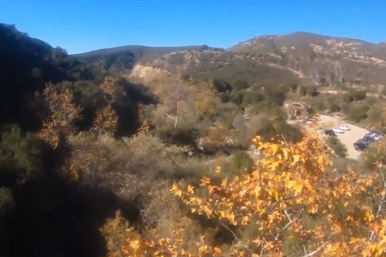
[275,208,304,240]
[301,235,331,257]
[220,222,238,241]
[370,167,386,241]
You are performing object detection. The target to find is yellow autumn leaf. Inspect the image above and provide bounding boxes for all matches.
[273,190,279,201]
[270,144,280,154]
[267,188,279,201]
[129,240,141,250]
[187,184,195,194]
[200,177,210,186]
[292,181,303,196]
[308,204,318,214]
[213,247,222,254]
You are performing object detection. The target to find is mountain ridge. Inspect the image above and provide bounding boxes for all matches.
[75,31,386,87]
[2,22,386,94]
[74,31,384,55]
[75,44,224,57]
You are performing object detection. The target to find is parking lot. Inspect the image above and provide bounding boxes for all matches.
[315,115,369,160]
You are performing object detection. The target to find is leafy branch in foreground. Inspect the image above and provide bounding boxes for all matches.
[120,133,386,256]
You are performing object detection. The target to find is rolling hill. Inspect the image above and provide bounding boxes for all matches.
[230,32,386,85]
[2,23,386,130]
[77,31,386,87]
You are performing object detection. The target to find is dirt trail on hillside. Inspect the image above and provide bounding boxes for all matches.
[316,115,368,160]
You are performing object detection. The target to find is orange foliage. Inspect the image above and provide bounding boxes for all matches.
[168,134,386,256]
[136,119,150,136]
[91,103,118,134]
[100,76,126,103]
[37,84,82,148]
[121,227,223,257]
[100,76,118,97]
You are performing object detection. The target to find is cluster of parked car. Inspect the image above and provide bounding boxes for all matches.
[353,130,383,151]
[324,124,350,136]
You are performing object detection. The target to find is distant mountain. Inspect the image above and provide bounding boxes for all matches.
[76,44,223,59]
[74,45,224,73]
[77,44,302,85]
[2,22,386,129]
[229,32,386,85]
[127,46,301,85]
[78,31,386,86]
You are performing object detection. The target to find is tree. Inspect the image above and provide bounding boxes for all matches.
[363,138,386,170]
[152,75,195,128]
[100,210,129,257]
[117,134,386,256]
[0,125,41,178]
[232,113,247,133]
[329,103,341,113]
[167,134,386,256]
[290,83,298,93]
[91,103,118,135]
[100,76,126,103]
[326,136,347,158]
[37,84,83,148]
[299,86,307,96]
[193,83,218,120]
[306,86,319,97]
[347,104,369,123]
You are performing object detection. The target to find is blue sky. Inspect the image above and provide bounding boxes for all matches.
[1,0,385,54]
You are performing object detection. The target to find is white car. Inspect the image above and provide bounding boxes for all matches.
[333,128,344,134]
[339,124,350,131]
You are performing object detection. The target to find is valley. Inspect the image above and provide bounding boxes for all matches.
[1,21,386,257]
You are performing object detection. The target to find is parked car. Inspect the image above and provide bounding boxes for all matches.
[366,131,383,141]
[333,128,344,134]
[362,136,375,144]
[324,129,336,136]
[364,133,382,142]
[369,130,382,135]
[354,140,369,151]
[339,124,350,131]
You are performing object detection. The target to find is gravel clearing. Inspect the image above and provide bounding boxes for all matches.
[315,115,369,160]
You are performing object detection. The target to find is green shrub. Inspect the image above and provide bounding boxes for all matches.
[231,151,254,173]
[299,86,307,96]
[326,137,347,158]
[0,125,41,179]
[329,103,341,112]
[347,105,369,123]
[0,187,15,213]
[306,86,319,97]
[156,125,198,147]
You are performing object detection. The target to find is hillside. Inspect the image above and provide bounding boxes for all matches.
[77,31,386,87]
[74,45,224,73]
[230,32,386,86]
[76,44,302,85]
[0,23,101,128]
[2,22,386,257]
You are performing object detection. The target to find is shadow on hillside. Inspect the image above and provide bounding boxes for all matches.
[0,178,140,257]
[114,78,156,136]
[0,145,140,257]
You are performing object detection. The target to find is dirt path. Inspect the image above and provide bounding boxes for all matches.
[315,115,368,160]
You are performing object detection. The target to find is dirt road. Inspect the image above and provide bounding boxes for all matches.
[316,115,369,160]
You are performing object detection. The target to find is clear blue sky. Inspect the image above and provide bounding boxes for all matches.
[1,0,385,54]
